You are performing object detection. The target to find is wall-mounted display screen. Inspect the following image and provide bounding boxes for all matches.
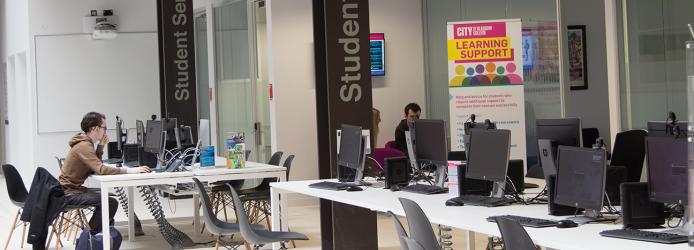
[370,33,385,76]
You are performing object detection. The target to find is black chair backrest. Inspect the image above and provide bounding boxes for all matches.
[582,128,600,148]
[398,198,440,250]
[268,151,284,166]
[611,130,647,182]
[283,155,295,180]
[2,164,29,204]
[388,211,410,250]
[496,217,536,250]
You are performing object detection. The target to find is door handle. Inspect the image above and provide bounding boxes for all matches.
[254,122,261,145]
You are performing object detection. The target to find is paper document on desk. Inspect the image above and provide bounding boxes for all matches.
[448,161,461,198]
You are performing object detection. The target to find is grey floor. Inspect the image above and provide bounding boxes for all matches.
[0,176,488,249]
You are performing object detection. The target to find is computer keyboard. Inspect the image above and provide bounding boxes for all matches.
[400,184,448,195]
[600,229,689,244]
[450,194,514,207]
[486,215,558,228]
[308,181,359,191]
[104,158,123,164]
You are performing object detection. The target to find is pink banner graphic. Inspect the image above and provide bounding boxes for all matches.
[453,22,506,39]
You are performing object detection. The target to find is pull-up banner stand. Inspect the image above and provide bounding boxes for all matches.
[313,0,375,249]
[157,0,198,140]
[447,19,527,170]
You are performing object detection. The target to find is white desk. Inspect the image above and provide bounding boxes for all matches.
[270,180,691,250]
[93,157,286,249]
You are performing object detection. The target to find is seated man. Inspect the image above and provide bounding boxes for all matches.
[59,112,150,233]
[394,103,421,154]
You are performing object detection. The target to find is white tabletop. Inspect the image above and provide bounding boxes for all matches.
[270,180,692,250]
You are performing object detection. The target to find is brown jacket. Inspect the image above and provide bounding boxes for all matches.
[59,133,120,194]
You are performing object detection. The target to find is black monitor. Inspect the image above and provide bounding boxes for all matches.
[179,125,194,146]
[647,121,688,137]
[136,120,145,148]
[554,146,607,218]
[465,128,511,182]
[337,124,363,170]
[144,120,164,154]
[413,119,448,167]
[646,136,688,204]
[115,116,127,152]
[536,118,582,148]
[163,118,178,147]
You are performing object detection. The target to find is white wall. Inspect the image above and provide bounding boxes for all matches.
[369,0,427,147]
[3,0,29,56]
[268,0,427,183]
[267,0,319,181]
[564,0,611,147]
[20,0,158,180]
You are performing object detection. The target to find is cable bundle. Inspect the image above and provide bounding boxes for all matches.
[139,186,194,249]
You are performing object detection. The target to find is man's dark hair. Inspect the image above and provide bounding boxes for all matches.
[404,103,421,115]
[81,112,106,133]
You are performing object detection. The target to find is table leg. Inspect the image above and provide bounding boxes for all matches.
[127,186,135,242]
[466,230,475,250]
[271,187,281,250]
[101,186,111,249]
[193,194,201,235]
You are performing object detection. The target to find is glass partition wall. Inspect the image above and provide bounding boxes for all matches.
[424,0,562,166]
[619,0,694,130]
[212,0,271,163]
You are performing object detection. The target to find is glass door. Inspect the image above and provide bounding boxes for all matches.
[213,0,271,164]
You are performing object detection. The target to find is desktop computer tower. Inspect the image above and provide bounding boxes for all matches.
[547,174,582,216]
[506,160,524,193]
[457,160,525,195]
[620,182,665,229]
[457,163,492,195]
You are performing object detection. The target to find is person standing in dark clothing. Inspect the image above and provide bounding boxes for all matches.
[394,103,421,154]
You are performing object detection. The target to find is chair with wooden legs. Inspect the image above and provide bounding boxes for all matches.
[3,164,30,250]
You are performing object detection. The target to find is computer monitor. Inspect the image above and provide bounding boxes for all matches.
[144,120,164,154]
[199,119,211,147]
[465,128,511,197]
[337,129,371,155]
[529,118,582,178]
[163,118,178,148]
[646,136,688,204]
[413,119,448,167]
[136,120,145,148]
[647,121,688,137]
[337,124,365,183]
[538,139,557,179]
[536,118,582,147]
[179,125,194,146]
[554,146,607,222]
[116,116,125,151]
[337,124,363,170]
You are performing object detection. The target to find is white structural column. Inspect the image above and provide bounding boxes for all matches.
[604,0,622,150]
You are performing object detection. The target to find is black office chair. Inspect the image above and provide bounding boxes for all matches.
[611,130,647,183]
[3,164,29,250]
[496,217,536,250]
[582,128,600,148]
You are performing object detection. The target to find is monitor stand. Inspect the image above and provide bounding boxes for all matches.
[662,205,692,236]
[433,164,446,187]
[491,180,506,198]
[349,135,368,185]
[568,209,602,224]
[404,130,418,171]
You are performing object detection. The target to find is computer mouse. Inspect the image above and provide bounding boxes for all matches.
[346,186,363,192]
[445,198,464,206]
[390,185,401,192]
[556,220,578,228]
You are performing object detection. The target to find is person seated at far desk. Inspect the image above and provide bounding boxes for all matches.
[394,103,421,154]
[59,112,150,234]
